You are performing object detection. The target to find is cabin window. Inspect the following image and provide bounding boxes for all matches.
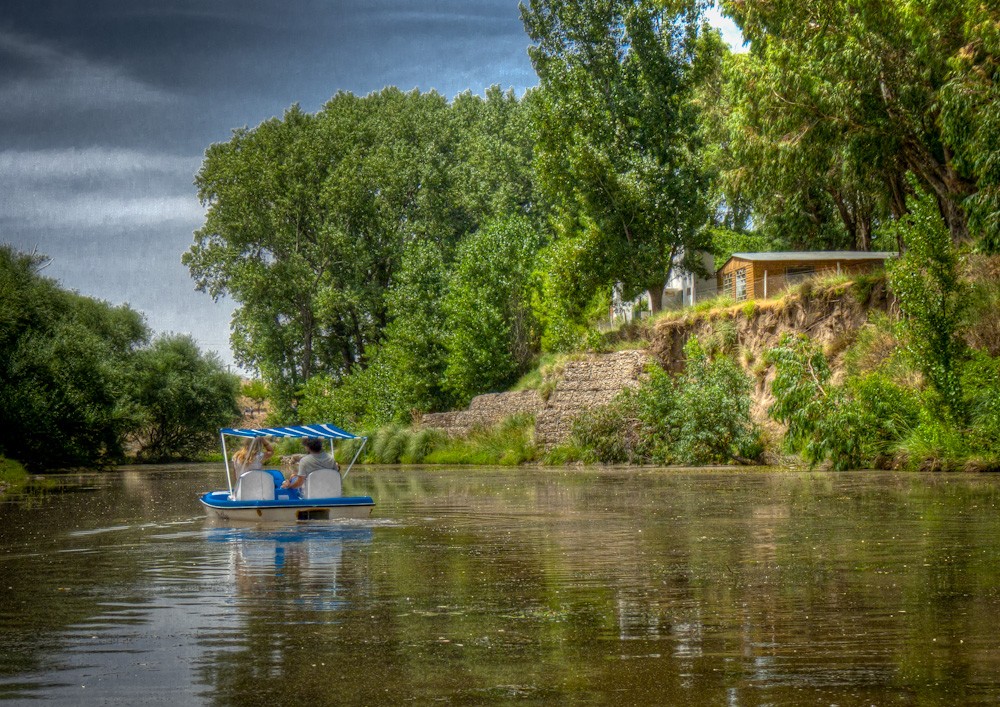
[722,272,734,298]
[787,265,815,284]
[735,268,748,301]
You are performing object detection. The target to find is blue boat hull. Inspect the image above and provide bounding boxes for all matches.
[199,490,375,522]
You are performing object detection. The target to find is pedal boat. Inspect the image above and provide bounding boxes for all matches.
[200,423,373,522]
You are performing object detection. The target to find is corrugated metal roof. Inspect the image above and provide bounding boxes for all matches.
[729,251,897,262]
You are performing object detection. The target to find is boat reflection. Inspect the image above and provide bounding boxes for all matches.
[205,523,374,612]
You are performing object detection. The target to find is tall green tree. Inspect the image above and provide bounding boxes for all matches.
[885,189,968,417]
[722,0,1000,248]
[128,336,241,462]
[184,90,463,417]
[295,87,548,425]
[521,0,716,315]
[0,246,148,470]
[443,215,543,405]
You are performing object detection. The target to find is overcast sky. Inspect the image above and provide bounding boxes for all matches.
[1,1,743,371]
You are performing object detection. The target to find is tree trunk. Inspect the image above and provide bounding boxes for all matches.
[647,283,665,314]
[901,140,975,244]
[300,307,313,383]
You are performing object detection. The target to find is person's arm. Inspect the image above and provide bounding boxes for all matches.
[281,473,305,489]
[282,455,309,489]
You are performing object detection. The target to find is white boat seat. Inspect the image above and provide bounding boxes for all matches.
[234,470,276,501]
[303,468,342,499]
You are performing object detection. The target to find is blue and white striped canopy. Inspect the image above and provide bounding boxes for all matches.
[220,423,359,440]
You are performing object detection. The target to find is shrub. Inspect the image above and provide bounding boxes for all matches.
[897,412,968,471]
[884,188,968,416]
[0,456,28,487]
[542,442,590,465]
[675,339,761,464]
[572,339,761,465]
[769,334,922,469]
[336,436,367,465]
[961,350,1000,459]
[845,373,922,467]
[571,392,645,464]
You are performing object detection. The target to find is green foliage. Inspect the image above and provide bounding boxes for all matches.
[401,428,448,465]
[896,413,969,472]
[767,334,837,464]
[241,379,268,412]
[722,0,994,247]
[128,335,242,462]
[710,226,776,271]
[572,339,760,465]
[938,2,1000,250]
[375,240,453,418]
[541,442,589,465]
[0,245,245,470]
[960,350,1000,461]
[370,425,410,465]
[885,189,968,416]
[422,414,538,466]
[522,0,716,314]
[0,456,28,487]
[299,359,398,433]
[768,334,921,470]
[186,86,548,426]
[184,91,466,416]
[443,215,543,405]
[674,339,762,464]
[0,246,149,470]
[571,391,646,464]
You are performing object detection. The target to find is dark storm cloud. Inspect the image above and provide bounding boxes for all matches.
[0,1,534,149]
[0,1,536,367]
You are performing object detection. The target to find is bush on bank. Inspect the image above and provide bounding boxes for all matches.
[0,456,28,490]
[566,337,763,465]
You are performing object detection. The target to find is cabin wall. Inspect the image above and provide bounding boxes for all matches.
[717,258,887,301]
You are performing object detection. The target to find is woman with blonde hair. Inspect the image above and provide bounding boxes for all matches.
[232,436,274,476]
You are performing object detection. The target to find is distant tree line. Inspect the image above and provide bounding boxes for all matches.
[0,246,240,471]
[184,0,1000,433]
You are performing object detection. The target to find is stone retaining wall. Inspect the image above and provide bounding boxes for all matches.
[534,350,649,448]
[419,350,650,449]
[420,390,545,437]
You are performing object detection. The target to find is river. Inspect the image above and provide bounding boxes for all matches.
[1,465,999,705]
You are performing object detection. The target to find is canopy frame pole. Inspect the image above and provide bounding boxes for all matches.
[343,437,367,479]
[221,432,233,497]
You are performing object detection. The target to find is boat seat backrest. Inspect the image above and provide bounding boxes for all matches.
[303,468,342,499]
[235,470,276,501]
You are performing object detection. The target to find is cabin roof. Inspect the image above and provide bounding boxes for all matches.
[728,251,897,262]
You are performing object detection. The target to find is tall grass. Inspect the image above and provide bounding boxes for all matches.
[342,414,539,466]
[423,414,538,466]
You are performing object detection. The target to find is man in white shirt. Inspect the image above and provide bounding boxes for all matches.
[281,437,339,491]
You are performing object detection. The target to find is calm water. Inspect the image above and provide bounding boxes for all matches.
[1,465,1000,705]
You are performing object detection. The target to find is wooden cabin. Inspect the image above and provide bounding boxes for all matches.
[717,251,896,302]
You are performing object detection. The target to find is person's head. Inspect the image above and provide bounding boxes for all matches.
[303,437,323,454]
[234,436,265,462]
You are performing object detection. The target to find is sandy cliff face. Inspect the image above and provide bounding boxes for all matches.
[650,280,892,422]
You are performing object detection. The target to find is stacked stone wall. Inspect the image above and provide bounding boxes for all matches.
[534,350,649,448]
[419,351,650,447]
[420,390,545,437]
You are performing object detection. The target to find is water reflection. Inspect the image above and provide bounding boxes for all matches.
[206,524,373,612]
[2,466,1000,704]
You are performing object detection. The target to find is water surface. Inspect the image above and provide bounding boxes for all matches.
[1,465,999,705]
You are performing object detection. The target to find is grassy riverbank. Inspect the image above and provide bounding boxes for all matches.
[0,456,29,494]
